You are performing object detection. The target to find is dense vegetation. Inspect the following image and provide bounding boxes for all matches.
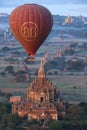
[0,102,21,130]
[47,102,87,130]
[0,65,29,82]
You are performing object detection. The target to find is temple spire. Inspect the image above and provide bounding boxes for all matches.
[38,61,46,78]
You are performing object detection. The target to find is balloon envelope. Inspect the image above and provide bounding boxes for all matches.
[9,4,53,56]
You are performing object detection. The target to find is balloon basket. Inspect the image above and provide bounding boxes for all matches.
[27,56,35,61]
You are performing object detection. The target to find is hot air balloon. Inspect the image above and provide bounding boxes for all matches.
[9,4,53,59]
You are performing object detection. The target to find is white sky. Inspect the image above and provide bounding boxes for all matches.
[0,0,87,16]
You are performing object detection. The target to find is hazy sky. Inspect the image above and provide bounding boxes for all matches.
[0,0,87,16]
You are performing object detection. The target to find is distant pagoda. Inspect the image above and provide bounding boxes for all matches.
[11,61,66,121]
[63,15,74,25]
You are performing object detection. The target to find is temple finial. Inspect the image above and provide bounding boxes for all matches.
[38,60,46,78]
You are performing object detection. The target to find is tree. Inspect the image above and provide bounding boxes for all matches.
[15,74,27,82]
[7,114,21,129]
[44,61,57,72]
[0,71,6,77]
[2,46,10,52]
[0,103,8,121]
[66,60,84,71]
[0,101,22,130]
[79,102,87,116]
[14,70,27,82]
[5,65,14,74]
[64,48,75,55]
[66,104,84,120]
[48,120,63,130]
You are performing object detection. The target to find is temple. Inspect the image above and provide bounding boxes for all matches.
[11,61,66,121]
